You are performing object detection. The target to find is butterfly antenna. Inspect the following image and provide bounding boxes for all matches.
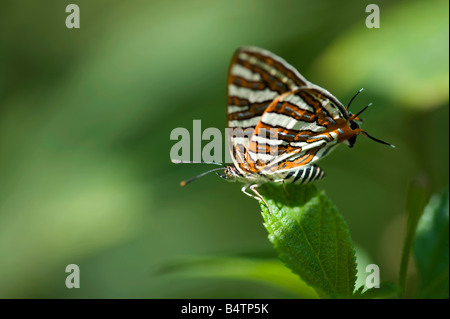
[179,167,225,187]
[361,131,396,148]
[171,159,224,166]
[346,88,364,111]
[353,102,372,119]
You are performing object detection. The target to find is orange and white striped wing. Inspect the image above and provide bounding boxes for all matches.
[247,87,351,174]
[226,46,309,172]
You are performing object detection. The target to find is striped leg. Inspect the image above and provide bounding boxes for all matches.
[241,184,259,201]
[282,180,292,200]
[241,184,272,214]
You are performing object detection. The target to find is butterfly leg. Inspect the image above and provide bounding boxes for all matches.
[245,184,273,215]
[241,184,271,212]
[282,180,292,200]
[241,184,261,201]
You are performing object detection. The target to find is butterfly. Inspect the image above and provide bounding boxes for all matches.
[176,46,394,207]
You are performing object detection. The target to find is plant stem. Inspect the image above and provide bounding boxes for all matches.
[398,176,430,298]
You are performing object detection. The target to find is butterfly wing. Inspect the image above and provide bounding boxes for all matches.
[246,87,350,174]
[227,46,310,172]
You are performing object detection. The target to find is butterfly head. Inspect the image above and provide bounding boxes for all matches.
[217,165,241,182]
[343,104,395,149]
[341,89,395,149]
[341,116,361,148]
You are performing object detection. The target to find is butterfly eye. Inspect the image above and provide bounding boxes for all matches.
[217,172,226,179]
[219,166,234,179]
[350,120,360,131]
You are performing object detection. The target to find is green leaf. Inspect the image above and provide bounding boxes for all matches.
[413,188,449,299]
[158,256,318,299]
[354,243,375,292]
[355,282,399,299]
[258,183,357,298]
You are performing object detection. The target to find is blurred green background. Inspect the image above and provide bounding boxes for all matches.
[0,0,448,298]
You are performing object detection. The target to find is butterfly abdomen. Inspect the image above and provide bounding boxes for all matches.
[286,165,326,184]
[220,164,325,186]
[262,164,325,184]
